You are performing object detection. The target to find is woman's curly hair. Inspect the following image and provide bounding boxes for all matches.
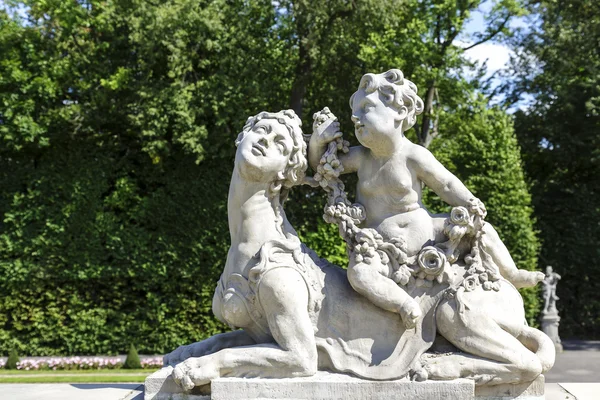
[236,110,307,199]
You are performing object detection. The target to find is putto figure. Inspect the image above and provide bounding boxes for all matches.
[309,69,544,329]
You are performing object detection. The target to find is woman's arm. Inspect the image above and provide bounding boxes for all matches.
[163,330,257,366]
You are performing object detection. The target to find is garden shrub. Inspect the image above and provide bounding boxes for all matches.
[123,344,141,369]
[6,349,19,369]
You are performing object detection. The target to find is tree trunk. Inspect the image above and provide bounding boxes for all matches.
[290,40,310,119]
[418,82,437,148]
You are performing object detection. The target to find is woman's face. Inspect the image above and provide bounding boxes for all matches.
[236,119,294,183]
[351,88,407,150]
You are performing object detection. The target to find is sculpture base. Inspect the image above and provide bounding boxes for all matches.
[475,375,545,399]
[541,312,563,353]
[145,367,545,400]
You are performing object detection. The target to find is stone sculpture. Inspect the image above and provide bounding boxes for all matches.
[149,70,555,399]
[541,266,561,314]
[540,266,563,351]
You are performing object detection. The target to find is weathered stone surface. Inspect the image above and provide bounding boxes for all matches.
[145,366,209,400]
[154,70,555,395]
[144,368,544,400]
[146,371,550,400]
[147,370,475,400]
[475,375,545,400]
[211,372,474,400]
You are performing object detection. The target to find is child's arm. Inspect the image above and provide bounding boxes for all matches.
[308,113,365,174]
[409,144,478,208]
[337,146,366,174]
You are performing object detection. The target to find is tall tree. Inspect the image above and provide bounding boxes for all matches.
[284,0,541,324]
[346,0,524,148]
[425,96,541,323]
[505,1,600,338]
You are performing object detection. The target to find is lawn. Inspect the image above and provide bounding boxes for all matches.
[0,368,160,383]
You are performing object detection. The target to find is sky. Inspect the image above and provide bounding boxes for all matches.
[459,3,535,110]
[461,4,516,72]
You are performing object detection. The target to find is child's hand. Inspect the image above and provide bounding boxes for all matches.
[468,197,487,219]
[312,107,342,146]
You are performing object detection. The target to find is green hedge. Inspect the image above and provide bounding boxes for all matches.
[0,1,542,355]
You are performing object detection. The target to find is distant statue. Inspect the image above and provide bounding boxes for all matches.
[540,266,563,351]
[541,266,561,314]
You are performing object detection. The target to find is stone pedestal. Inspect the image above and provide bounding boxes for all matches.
[475,375,545,399]
[145,366,210,400]
[145,368,545,400]
[541,312,563,352]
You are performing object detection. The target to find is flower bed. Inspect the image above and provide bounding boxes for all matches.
[0,356,163,370]
[140,357,163,369]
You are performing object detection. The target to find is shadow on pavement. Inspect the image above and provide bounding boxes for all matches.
[562,340,600,351]
[70,384,143,390]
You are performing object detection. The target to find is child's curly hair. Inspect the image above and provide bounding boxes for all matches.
[350,69,424,132]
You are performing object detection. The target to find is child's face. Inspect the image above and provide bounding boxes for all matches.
[351,88,405,149]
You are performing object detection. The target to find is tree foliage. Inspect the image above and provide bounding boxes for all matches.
[424,97,540,323]
[0,0,541,354]
[506,1,600,338]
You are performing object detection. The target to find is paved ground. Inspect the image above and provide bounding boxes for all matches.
[0,383,144,400]
[0,372,150,377]
[0,340,597,399]
[545,340,600,383]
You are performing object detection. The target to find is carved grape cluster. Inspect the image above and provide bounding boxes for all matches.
[462,246,501,292]
[313,139,349,188]
[311,107,349,188]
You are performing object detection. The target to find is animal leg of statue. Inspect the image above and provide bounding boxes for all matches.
[163,330,257,366]
[172,268,318,390]
[433,298,543,385]
[423,353,526,385]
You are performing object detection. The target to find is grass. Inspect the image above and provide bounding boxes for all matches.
[0,369,153,375]
[0,368,160,383]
